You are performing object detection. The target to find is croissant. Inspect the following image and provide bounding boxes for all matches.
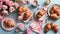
[4,20,15,27]
[36,11,45,20]
[23,11,31,20]
[52,24,58,33]
[18,6,27,16]
[50,14,58,19]
[44,23,58,33]
[45,23,51,30]
[44,23,51,33]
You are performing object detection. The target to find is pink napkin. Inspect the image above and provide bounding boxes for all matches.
[26,28,31,34]
[30,20,45,34]
[24,27,31,34]
[38,6,48,16]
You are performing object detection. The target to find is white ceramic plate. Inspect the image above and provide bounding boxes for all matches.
[1,17,16,31]
[48,4,60,18]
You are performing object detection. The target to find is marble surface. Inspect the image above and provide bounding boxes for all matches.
[0,0,60,34]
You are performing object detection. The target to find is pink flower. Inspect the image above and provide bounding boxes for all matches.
[0,0,2,2]
[3,0,9,4]
[18,16,22,20]
[14,2,19,8]
[26,28,31,34]
[0,1,2,9]
[3,0,9,2]
[0,15,3,21]
[18,23,24,29]
[9,7,15,12]
[2,10,8,16]
[3,5,8,9]
[8,1,14,6]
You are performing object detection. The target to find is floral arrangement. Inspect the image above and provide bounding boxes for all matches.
[0,0,19,21]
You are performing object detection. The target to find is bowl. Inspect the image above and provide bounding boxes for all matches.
[48,4,60,18]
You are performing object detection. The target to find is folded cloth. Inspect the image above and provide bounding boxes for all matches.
[29,6,48,34]
[38,6,48,16]
[29,20,45,34]
[20,0,26,4]
[24,27,31,34]
[38,6,48,11]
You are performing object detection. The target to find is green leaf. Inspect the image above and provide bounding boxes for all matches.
[12,0,15,2]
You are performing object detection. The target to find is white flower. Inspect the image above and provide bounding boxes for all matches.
[9,7,15,13]
[3,5,8,9]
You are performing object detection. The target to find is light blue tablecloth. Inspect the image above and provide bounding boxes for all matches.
[0,0,60,34]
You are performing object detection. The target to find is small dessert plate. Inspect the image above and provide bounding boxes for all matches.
[35,10,46,20]
[1,17,16,31]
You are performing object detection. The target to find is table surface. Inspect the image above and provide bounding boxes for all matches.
[0,0,60,34]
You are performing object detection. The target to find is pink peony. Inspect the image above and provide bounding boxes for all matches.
[26,28,31,34]
[0,0,1,1]
[0,1,2,9]
[18,16,22,20]
[3,0,9,2]
[2,10,8,16]
[14,2,19,8]
[3,0,9,4]
[9,7,15,12]
[7,1,14,6]
[18,23,24,29]
[0,15,3,21]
